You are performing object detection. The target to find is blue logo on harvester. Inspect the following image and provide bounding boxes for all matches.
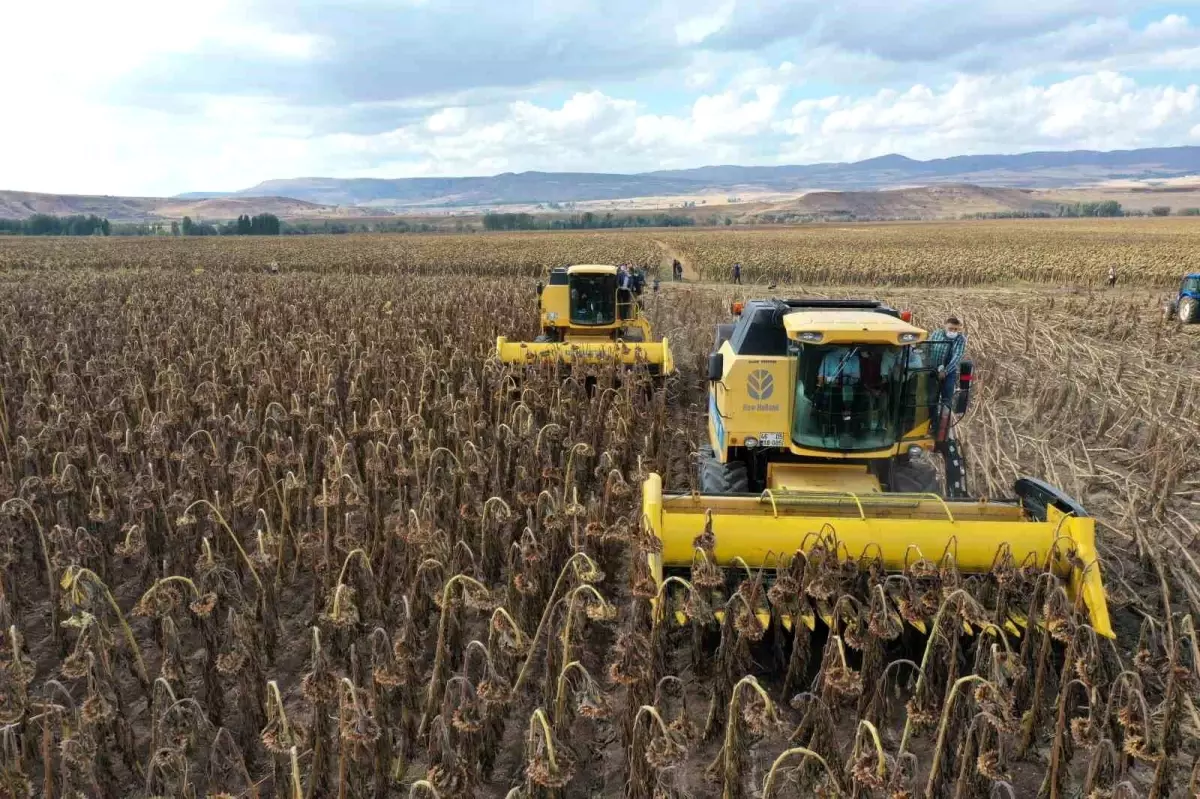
[747,370,774,400]
[710,393,725,447]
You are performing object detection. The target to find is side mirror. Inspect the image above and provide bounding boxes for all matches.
[954,360,973,414]
[707,352,724,382]
[536,281,544,297]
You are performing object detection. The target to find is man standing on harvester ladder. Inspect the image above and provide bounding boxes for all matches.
[928,315,966,434]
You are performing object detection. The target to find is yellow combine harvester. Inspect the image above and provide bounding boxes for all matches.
[642,298,1113,638]
[496,265,674,375]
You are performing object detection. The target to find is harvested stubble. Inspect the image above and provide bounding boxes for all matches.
[0,236,1195,798]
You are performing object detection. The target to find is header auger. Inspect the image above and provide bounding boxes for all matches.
[641,297,1113,642]
[496,265,674,377]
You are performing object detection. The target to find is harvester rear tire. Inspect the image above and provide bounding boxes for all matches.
[890,453,942,495]
[698,445,750,494]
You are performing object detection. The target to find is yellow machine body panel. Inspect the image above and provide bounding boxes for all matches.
[498,264,674,374]
[708,343,924,461]
[708,346,794,457]
[766,462,882,493]
[567,264,619,274]
[782,309,928,345]
[642,473,1114,638]
[538,265,624,334]
[496,335,673,372]
[708,308,939,461]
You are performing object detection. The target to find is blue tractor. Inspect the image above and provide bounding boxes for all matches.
[1171,273,1200,324]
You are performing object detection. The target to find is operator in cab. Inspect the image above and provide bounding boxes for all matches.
[814,346,862,438]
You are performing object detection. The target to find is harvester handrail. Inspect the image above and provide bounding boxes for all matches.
[754,489,955,521]
[919,492,956,523]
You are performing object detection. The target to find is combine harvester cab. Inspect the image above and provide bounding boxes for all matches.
[644,298,1112,640]
[497,265,674,377]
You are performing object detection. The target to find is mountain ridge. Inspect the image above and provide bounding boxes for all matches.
[7,146,1200,223]
[229,146,1200,207]
[0,190,379,223]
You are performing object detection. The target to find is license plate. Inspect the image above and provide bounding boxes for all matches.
[759,432,785,447]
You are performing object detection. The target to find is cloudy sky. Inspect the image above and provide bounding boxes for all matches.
[6,1,1200,195]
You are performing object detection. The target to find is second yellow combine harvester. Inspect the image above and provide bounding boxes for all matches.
[496,265,674,376]
[642,297,1113,639]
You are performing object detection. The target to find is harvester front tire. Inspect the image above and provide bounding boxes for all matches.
[698,445,750,494]
[534,334,552,343]
[1180,297,1199,324]
[890,453,942,495]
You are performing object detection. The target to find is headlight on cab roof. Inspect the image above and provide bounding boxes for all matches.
[798,331,823,342]
[899,332,920,343]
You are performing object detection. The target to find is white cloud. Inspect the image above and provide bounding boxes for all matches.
[7,66,1200,196]
[323,71,1200,182]
[6,2,1200,194]
[675,0,737,45]
[778,72,1200,163]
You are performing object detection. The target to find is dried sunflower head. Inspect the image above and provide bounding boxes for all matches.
[576,691,612,720]
[80,692,115,725]
[825,664,863,699]
[645,734,687,770]
[373,662,404,688]
[904,698,937,731]
[341,709,380,745]
[60,650,92,680]
[450,703,484,734]
[216,649,247,675]
[584,599,617,622]
[189,592,218,618]
[767,574,801,609]
[1070,716,1101,748]
[476,677,511,704]
[733,604,766,642]
[527,745,576,789]
[976,750,1006,782]
[850,751,890,791]
[301,669,338,704]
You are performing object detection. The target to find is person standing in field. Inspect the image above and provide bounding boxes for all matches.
[732,262,742,284]
[1107,265,1117,287]
[927,315,966,433]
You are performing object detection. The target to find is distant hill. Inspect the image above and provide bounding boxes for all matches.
[239,172,706,207]
[231,146,1200,208]
[0,191,379,222]
[9,146,1200,223]
[742,185,1062,222]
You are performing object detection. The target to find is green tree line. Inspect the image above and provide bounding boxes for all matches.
[180,213,281,236]
[0,213,110,236]
[482,211,695,230]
